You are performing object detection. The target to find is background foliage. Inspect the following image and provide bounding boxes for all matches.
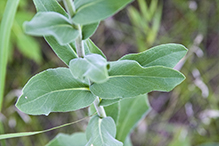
[0,0,219,145]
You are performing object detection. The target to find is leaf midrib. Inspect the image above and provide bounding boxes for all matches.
[108,75,183,79]
[32,24,75,31]
[22,87,89,106]
[76,0,103,13]
[142,50,186,67]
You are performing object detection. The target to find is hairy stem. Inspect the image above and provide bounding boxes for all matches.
[93,97,106,118]
[63,0,106,117]
[75,26,85,58]
[63,0,75,17]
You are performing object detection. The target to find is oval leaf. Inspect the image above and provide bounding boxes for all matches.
[32,0,79,65]
[85,115,123,146]
[120,43,188,68]
[69,54,109,83]
[73,0,133,25]
[46,133,87,146]
[24,12,79,45]
[90,60,185,99]
[16,68,95,115]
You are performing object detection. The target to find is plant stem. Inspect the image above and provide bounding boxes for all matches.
[63,0,75,17]
[75,25,85,58]
[93,97,106,118]
[63,0,106,117]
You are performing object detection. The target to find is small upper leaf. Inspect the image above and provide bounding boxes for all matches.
[46,133,87,146]
[84,39,106,59]
[73,0,134,25]
[120,43,188,68]
[24,12,79,45]
[69,54,109,83]
[33,0,68,17]
[16,68,96,115]
[90,60,185,99]
[85,115,123,146]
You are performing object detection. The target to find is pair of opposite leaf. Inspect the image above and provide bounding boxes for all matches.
[24,0,134,45]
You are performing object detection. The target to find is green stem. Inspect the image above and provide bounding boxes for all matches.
[93,97,106,118]
[75,25,85,58]
[63,0,75,17]
[63,0,106,117]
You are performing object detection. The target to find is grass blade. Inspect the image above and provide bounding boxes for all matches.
[0,0,20,111]
[0,113,95,140]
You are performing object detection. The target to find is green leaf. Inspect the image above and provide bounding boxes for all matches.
[16,68,95,115]
[73,0,134,25]
[84,39,106,59]
[23,12,79,45]
[46,133,87,146]
[104,102,120,124]
[30,0,78,65]
[69,54,109,83]
[33,0,68,17]
[0,0,19,111]
[99,98,121,107]
[82,22,99,40]
[120,44,188,68]
[85,115,123,146]
[116,94,150,142]
[90,60,185,99]
[45,36,78,66]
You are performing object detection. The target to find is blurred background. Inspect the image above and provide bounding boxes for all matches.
[0,0,219,145]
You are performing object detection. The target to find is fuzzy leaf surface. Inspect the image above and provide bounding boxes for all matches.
[33,0,99,45]
[24,12,79,45]
[33,0,68,17]
[99,98,121,107]
[116,94,150,142]
[82,22,99,40]
[85,115,123,146]
[16,68,95,115]
[120,44,187,68]
[46,133,87,146]
[45,36,78,66]
[69,54,109,83]
[90,60,185,99]
[73,0,133,25]
[84,39,106,59]
[104,102,120,124]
